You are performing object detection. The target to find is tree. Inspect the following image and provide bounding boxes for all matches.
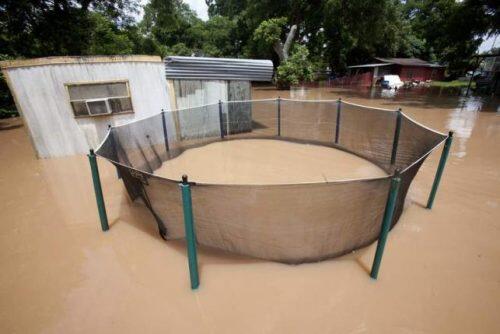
[165,43,193,56]
[141,0,201,47]
[207,0,495,75]
[0,54,17,118]
[141,1,239,57]
[404,0,499,76]
[276,44,314,88]
[253,17,297,62]
[207,0,321,62]
[323,0,409,73]
[206,0,247,18]
[189,15,238,57]
[0,0,139,118]
[1,0,497,80]
[0,0,138,57]
[88,13,134,55]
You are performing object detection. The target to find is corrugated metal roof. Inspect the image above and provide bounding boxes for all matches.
[165,56,274,81]
[374,57,445,67]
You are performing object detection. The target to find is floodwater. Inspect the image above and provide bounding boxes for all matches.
[0,86,499,333]
[155,139,386,184]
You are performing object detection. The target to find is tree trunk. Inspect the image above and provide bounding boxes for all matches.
[273,24,298,62]
[273,41,285,62]
[282,24,297,60]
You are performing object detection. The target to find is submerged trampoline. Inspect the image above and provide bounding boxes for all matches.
[90,98,453,288]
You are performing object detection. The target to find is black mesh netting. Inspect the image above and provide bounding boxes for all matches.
[95,98,447,263]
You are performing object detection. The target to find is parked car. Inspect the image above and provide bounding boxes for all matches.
[381,75,404,89]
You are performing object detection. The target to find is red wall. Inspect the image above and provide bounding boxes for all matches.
[324,64,445,87]
[329,71,373,87]
[397,66,445,81]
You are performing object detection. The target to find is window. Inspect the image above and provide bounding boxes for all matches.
[67,81,133,117]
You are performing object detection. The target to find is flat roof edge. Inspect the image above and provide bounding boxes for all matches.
[0,55,163,69]
[348,63,393,68]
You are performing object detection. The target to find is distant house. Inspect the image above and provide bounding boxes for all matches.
[347,57,446,86]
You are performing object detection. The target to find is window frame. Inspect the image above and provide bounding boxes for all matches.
[65,79,135,118]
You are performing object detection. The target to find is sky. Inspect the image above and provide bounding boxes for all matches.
[478,34,498,54]
[184,0,209,20]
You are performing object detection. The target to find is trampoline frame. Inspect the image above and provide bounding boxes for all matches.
[87,98,453,290]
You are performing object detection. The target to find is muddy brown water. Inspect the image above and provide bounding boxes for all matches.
[155,139,387,184]
[0,87,499,333]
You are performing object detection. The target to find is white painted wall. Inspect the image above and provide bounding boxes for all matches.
[4,61,171,158]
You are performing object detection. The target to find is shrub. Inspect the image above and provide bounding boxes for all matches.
[276,45,314,89]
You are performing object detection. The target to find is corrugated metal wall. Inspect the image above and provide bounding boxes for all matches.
[170,80,252,139]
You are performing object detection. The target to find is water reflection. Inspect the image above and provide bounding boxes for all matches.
[380,89,397,99]
[446,97,480,159]
[294,85,499,112]
[289,86,309,100]
[285,84,498,163]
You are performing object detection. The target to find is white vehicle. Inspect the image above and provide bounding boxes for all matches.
[381,75,404,89]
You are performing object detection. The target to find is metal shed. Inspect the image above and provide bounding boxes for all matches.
[164,56,274,137]
[165,56,273,109]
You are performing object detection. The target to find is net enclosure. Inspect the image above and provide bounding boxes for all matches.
[95,98,448,264]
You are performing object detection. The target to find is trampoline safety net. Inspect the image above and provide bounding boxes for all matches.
[96,98,447,263]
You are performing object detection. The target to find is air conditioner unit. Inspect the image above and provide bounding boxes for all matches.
[86,98,112,116]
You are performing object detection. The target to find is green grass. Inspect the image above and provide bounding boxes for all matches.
[429,80,474,88]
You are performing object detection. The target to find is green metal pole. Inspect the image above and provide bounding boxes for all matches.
[218,100,225,139]
[370,170,401,280]
[426,131,454,209]
[87,149,109,231]
[161,109,170,154]
[180,175,200,290]
[390,108,402,165]
[277,97,281,136]
[335,98,341,144]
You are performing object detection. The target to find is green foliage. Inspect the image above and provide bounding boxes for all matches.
[402,0,497,76]
[429,80,473,88]
[0,1,138,57]
[141,2,239,57]
[0,108,19,119]
[189,16,238,57]
[0,54,18,118]
[0,1,139,118]
[141,0,200,47]
[208,0,497,75]
[323,0,413,72]
[165,43,193,57]
[0,0,497,84]
[276,45,314,88]
[88,13,134,55]
[253,17,287,46]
